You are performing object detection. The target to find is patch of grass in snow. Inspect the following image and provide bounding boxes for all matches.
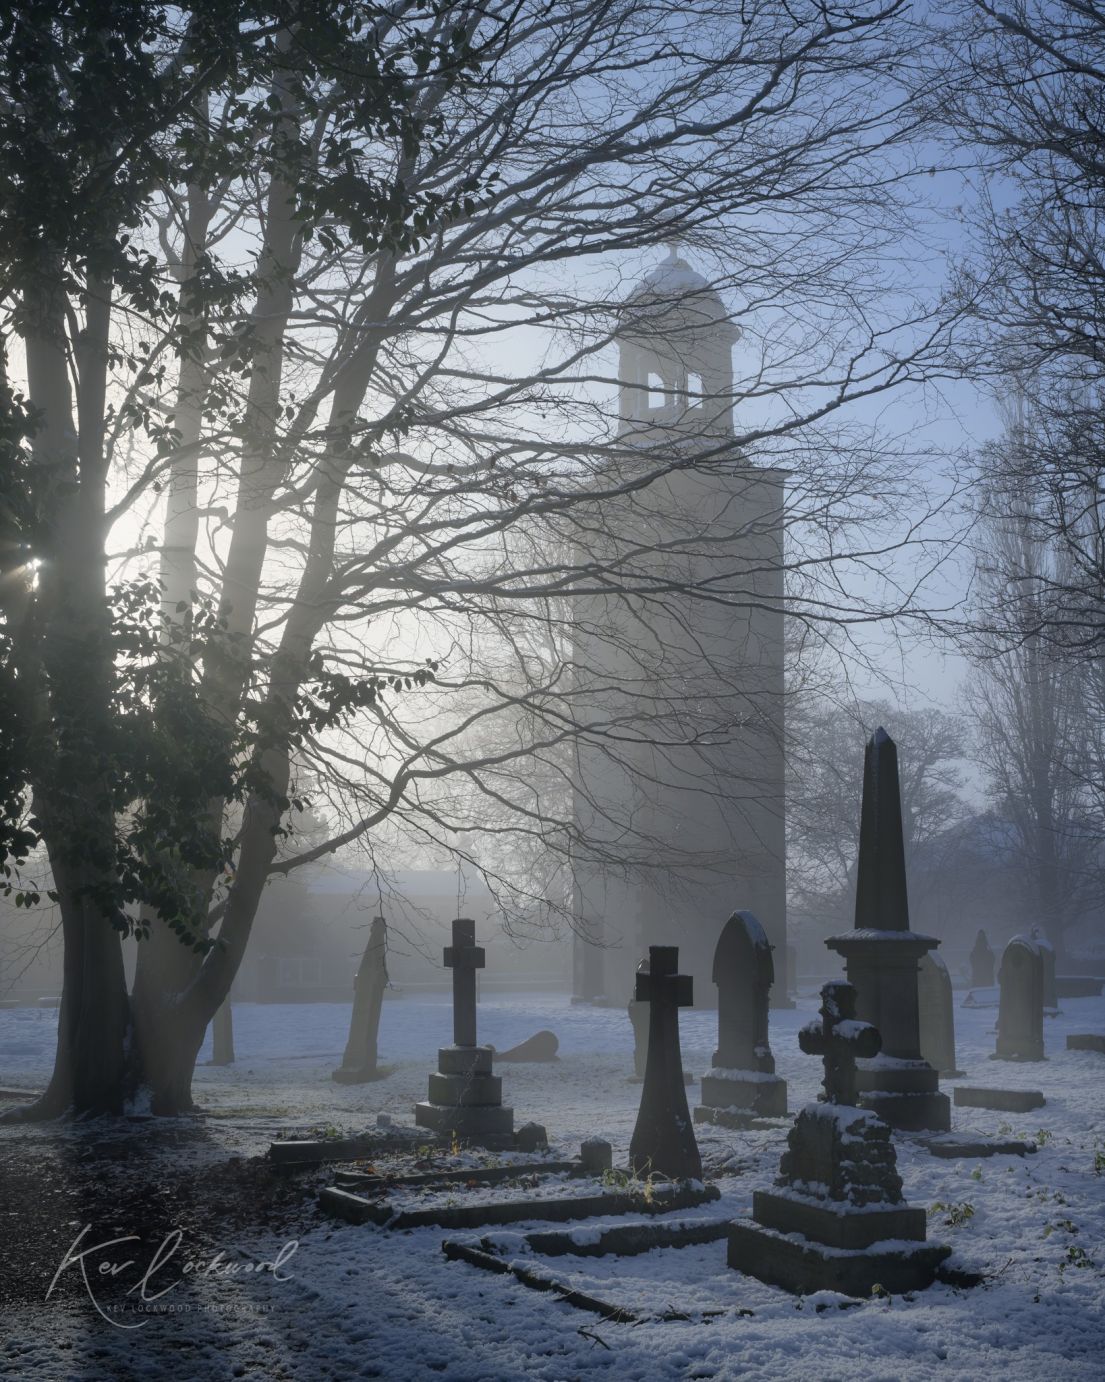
[929,1200,975,1228]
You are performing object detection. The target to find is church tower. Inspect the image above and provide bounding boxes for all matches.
[571,250,788,1007]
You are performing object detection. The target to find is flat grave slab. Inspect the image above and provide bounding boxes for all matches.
[952,1086,1045,1113]
[914,1131,1038,1159]
[441,1217,733,1324]
[1066,1033,1105,1054]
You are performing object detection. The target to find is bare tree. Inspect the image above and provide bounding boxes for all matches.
[963,451,1102,964]
[786,694,970,936]
[1,0,967,1117]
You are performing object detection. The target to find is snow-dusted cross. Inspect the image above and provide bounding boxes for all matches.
[798,981,881,1106]
[444,918,485,1048]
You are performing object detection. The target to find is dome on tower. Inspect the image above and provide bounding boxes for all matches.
[623,247,737,340]
[616,248,738,437]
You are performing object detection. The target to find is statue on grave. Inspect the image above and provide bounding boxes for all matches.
[629,946,701,1181]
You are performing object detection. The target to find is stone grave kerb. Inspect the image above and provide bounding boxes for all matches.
[444,917,485,1048]
[629,945,702,1181]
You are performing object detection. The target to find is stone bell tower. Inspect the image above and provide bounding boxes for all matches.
[571,249,787,1008]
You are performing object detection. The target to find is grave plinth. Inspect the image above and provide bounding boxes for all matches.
[727,982,950,1297]
[825,728,950,1132]
[696,911,786,1126]
[414,919,514,1147]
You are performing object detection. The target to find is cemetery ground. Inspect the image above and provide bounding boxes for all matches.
[1,990,1104,1380]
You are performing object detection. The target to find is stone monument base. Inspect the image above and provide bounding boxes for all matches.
[414,1101,515,1144]
[415,1044,515,1147]
[698,1068,787,1119]
[727,1221,950,1297]
[751,1189,926,1250]
[855,1058,950,1131]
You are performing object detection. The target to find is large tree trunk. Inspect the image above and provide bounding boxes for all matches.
[9,272,132,1121]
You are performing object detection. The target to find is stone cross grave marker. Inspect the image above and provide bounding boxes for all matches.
[629,946,702,1182]
[798,980,881,1107]
[333,915,389,1084]
[414,918,514,1146]
[696,910,786,1124]
[445,917,484,1047]
[970,928,995,987]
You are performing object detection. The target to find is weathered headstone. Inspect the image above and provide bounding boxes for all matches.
[1030,925,1059,1012]
[627,954,651,1080]
[969,929,995,987]
[332,916,389,1084]
[727,981,950,1296]
[629,946,701,1181]
[992,935,1046,1062]
[696,911,786,1125]
[918,952,963,1078]
[414,919,514,1145]
[786,943,799,1001]
[825,728,950,1131]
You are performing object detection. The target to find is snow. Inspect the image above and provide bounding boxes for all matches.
[3,988,1105,1380]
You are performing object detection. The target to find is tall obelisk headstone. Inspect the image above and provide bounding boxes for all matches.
[696,910,786,1125]
[629,946,701,1180]
[825,728,950,1131]
[333,916,389,1084]
[414,919,514,1146]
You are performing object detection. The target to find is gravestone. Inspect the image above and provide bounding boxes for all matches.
[414,918,514,1145]
[627,954,651,1080]
[992,935,1046,1062]
[727,981,950,1296]
[332,916,389,1084]
[629,946,702,1181]
[825,728,950,1131]
[696,911,786,1125]
[918,951,963,1078]
[1030,926,1059,1012]
[786,943,799,1001]
[969,929,995,987]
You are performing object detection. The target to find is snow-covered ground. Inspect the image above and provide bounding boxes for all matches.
[2,987,1104,1380]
